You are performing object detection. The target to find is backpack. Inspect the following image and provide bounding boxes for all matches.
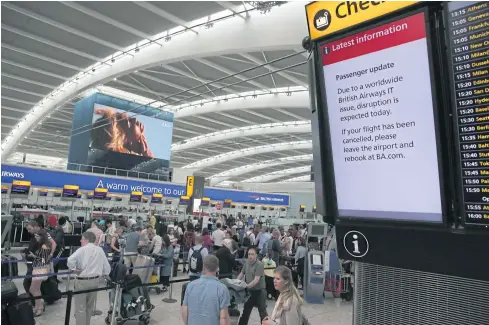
[189,247,204,274]
[243,234,251,247]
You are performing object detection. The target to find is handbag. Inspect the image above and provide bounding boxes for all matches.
[298,306,310,325]
[32,265,49,281]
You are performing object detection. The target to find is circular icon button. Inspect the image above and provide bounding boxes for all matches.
[313,9,332,31]
[343,230,369,258]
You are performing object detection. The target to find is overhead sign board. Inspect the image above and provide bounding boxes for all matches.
[1,164,289,206]
[305,1,418,40]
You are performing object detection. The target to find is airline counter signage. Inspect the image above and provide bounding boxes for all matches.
[11,180,31,195]
[62,184,79,198]
[300,205,306,212]
[305,1,418,40]
[201,197,210,207]
[152,193,163,204]
[1,185,9,194]
[223,199,232,208]
[179,195,190,206]
[130,191,143,203]
[94,187,108,200]
[1,164,289,206]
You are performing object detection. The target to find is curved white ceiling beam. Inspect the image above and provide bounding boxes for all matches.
[209,154,312,186]
[1,1,308,158]
[174,90,309,119]
[242,166,311,183]
[279,174,311,183]
[182,140,312,171]
[172,121,311,152]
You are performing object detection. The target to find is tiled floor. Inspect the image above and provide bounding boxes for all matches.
[9,255,353,325]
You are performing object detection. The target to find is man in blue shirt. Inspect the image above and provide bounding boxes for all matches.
[256,227,271,256]
[182,255,230,325]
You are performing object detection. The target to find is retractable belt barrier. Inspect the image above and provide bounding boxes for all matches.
[1,254,287,325]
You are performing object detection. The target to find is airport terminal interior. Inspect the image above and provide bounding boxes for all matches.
[1,1,488,325]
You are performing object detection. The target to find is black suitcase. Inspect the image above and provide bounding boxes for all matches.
[6,294,35,325]
[41,276,62,304]
[1,255,18,279]
[110,260,127,283]
[1,282,18,304]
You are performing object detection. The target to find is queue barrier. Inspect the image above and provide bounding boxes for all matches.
[2,252,291,324]
[3,262,235,325]
[0,253,140,265]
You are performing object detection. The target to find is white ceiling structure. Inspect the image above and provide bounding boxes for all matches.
[1,1,313,186]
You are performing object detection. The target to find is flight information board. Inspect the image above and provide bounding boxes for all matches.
[320,12,443,223]
[447,1,489,226]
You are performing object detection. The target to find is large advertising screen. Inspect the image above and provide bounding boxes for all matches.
[446,1,489,227]
[320,12,443,223]
[68,93,174,178]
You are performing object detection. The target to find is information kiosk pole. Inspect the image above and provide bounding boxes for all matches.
[305,1,489,324]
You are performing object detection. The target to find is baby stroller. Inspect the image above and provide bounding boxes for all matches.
[220,278,249,317]
[105,274,154,325]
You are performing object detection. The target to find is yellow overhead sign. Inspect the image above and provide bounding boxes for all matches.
[63,185,79,190]
[12,180,31,186]
[186,176,194,197]
[305,1,418,40]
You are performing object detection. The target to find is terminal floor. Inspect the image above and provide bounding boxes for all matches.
[10,257,353,325]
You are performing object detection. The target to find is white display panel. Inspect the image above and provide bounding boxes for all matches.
[321,13,443,222]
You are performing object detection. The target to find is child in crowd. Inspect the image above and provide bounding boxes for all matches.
[262,255,279,300]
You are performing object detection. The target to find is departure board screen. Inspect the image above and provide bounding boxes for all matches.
[447,1,489,226]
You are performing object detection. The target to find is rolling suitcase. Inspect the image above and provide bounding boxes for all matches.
[6,294,35,325]
[1,282,18,304]
[132,254,154,284]
[1,255,18,279]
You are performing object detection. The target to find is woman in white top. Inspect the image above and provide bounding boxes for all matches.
[262,266,303,325]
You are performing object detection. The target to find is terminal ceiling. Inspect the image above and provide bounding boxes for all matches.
[1,1,313,185]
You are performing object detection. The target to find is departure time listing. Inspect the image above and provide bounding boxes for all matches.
[448,1,489,225]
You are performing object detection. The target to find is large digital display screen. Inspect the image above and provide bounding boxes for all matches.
[320,13,443,223]
[447,1,489,226]
[68,93,174,179]
[62,185,79,198]
[11,180,30,195]
[91,103,172,160]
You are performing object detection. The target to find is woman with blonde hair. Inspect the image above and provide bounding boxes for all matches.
[262,265,304,325]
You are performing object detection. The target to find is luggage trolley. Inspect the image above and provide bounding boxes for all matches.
[106,245,154,325]
[324,250,353,301]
